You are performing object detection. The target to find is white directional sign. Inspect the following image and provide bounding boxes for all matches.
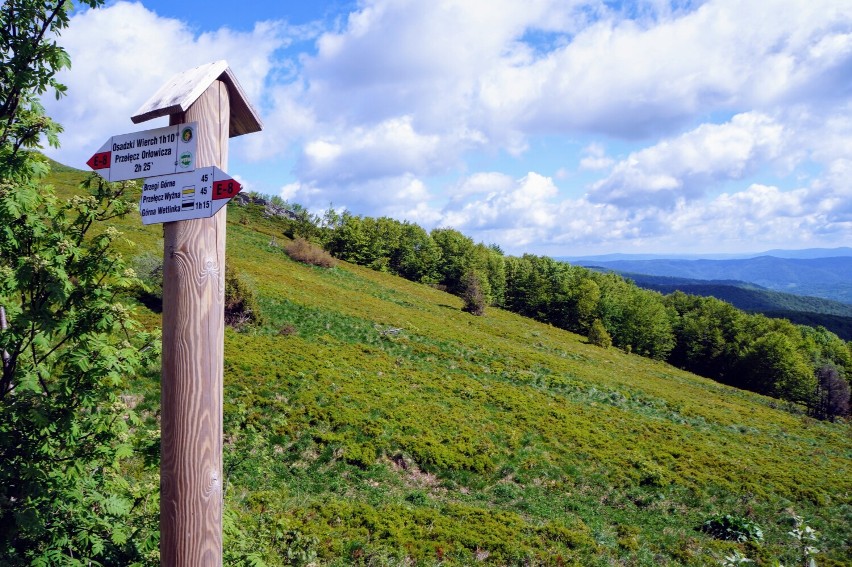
[139,166,242,225]
[87,122,198,182]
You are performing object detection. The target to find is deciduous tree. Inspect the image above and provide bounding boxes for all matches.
[431,228,477,295]
[812,364,850,421]
[1,1,160,563]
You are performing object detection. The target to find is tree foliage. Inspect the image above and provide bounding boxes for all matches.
[430,228,477,295]
[0,0,104,176]
[391,222,441,283]
[587,319,612,349]
[739,330,814,401]
[812,364,850,421]
[1,1,161,563]
[323,212,441,282]
[0,171,161,565]
[595,273,674,360]
[460,270,487,316]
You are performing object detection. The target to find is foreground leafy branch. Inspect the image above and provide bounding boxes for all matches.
[1,1,162,564]
[0,168,161,565]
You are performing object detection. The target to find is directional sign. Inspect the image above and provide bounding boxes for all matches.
[139,166,242,225]
[87,122,198,182]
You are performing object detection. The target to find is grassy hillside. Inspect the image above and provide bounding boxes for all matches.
[48,162,852,566]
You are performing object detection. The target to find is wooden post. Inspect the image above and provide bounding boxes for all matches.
[160,81,229,566]
[130,59,261,566]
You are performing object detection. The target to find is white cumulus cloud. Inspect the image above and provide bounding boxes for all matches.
[36,0,852,255]
[297,116,447,183]
[43,1,289,168]
[589,112,787,207]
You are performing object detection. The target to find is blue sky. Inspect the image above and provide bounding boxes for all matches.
[45,0,852,256]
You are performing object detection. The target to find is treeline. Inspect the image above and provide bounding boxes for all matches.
[620,274,852,340]
[263,201,851,419]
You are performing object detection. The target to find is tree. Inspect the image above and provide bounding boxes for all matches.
[390,221,441,283]
[572,276,601,333]
[811,364,850,421]
[595,273,675,360]
[324,212,374,265]
[503,254,559,320]
[0,177,161,564]
[474,243,506,307]
[665,292,747,382]
[1,1,160,563]
[431,228,477,294]
[460,269,487,316]
[1,1,103,176]
[281,202,322,242]
[738,331,814,402]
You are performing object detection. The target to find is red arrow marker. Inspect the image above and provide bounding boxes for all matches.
[212,178,241,200]
[87,151,111,170]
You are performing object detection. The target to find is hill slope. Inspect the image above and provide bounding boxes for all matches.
[573,256,852,304]
[49,162,852,566]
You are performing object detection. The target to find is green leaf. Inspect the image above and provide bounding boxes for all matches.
[103,494,132,517]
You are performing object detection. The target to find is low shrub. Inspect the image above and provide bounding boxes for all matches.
[537,519,597,550]
[132,251,164,296]
[700,514,764,543]
[224,264,264,329]
[284,237,336,268]
[587,318,612,348]
[405,491,428,505]
[278,323,298,336]
[342,442,377,468]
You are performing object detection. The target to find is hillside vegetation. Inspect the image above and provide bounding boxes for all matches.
[38,162,851,566]
[260,205,851,421]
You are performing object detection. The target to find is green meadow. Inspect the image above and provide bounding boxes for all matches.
[51,163,852,565]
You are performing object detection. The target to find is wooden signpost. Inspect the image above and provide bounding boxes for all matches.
[89,60,261,566]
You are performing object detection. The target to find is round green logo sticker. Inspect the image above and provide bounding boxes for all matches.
[179,152,192,168]
[181,127,193,143]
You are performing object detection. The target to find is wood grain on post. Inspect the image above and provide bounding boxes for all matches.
[161,81,229,566]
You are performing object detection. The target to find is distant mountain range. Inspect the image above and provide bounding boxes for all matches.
[559,247,852,262]
[565,254,852,305]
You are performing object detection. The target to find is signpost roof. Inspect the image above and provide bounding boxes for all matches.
[131,60,262,137]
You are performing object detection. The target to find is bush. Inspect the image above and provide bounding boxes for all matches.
[224,264,264,329]
[278,323,298,336]
[587,319,612,348]
[700,514,763,543]
[461,270,486,316]
[285,237,336,268]
[132,251,164,312]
